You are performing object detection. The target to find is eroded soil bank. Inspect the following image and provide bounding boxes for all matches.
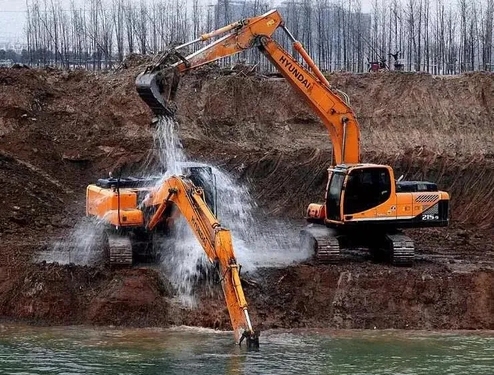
[1,63,494,331]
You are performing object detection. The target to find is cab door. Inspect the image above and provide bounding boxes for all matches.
[326,172,345,221]
[342,167,397,220]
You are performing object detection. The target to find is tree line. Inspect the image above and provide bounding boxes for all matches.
[16,0,494,74]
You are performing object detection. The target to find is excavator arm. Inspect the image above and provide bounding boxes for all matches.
[136,9,360,164]
[144,175,259,347]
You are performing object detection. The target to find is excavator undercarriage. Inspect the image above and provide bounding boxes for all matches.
[300,224,415,266]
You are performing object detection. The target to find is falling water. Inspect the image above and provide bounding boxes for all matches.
[208,165,309,271]
[152,116,185,176]
[38,218,105,266]
[152,116,308,307]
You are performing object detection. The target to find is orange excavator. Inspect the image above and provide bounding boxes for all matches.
[86,164,259,347]
[135,9,450,266]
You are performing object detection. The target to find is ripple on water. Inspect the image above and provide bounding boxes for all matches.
[1,327,494,375]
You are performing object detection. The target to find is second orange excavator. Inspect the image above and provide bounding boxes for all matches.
[135,9,450,267]
[86,164,259,347]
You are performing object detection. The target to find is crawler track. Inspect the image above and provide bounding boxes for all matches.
[386,233,415,266]
[300,225,341,264]
[107,233,133,266]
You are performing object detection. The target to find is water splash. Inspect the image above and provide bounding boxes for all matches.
[38,218,105,266]
[152,117,211,307]
[150,116,308,305]
[188,163,308,272]
[38,114,308,304]
[154,162,307,306]
[158,217,213,307]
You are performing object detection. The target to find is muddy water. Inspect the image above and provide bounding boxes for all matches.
[0,325,493,375]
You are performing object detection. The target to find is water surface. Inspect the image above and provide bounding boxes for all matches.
[1,325,493,374]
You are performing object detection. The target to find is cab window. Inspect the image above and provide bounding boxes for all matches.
[343,167,391,214]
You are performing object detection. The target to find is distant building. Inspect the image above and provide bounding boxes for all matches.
[278,1,372,70]
[210,0,372,71]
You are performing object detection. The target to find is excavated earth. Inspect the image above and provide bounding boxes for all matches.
[1,58,494,332]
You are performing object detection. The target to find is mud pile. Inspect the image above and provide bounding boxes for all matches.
[1,64,494,330]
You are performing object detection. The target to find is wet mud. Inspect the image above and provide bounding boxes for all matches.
[1,63,494,330]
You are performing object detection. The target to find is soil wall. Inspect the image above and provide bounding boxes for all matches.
[1,64,494,331]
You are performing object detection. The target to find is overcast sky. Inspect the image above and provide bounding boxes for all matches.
[0,0,373,43]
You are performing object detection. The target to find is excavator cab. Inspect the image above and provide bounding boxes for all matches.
[325,165,393,222]
[182,163,217,216]
[342,167,392,216]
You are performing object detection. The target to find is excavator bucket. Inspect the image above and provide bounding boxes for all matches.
[240,329,260,349]
[136,47,187,117]
[135,68,180,117]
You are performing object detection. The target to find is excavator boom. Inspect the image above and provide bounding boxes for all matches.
[145,175,259,346]
[136,10,282,117]
[136,9,360,164]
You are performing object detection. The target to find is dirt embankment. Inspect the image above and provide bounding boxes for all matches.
[1,64,494,331]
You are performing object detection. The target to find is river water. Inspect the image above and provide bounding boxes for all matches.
[0,325,493,375]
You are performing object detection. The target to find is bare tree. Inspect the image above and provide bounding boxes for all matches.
[113,0,125,62]
[20,0,494,74]
[482,0,494,70]
[125,0,136,54]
